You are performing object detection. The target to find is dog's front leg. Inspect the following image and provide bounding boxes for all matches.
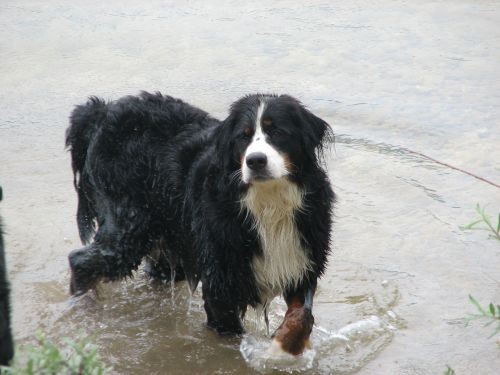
[203,294,244,336]
[270,280,316,356]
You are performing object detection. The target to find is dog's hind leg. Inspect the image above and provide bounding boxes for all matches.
[69,220,154,296]
[68,243,107,296]
[143,241,185,283]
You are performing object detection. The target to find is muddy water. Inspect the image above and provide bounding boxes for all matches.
[1,1,499,374]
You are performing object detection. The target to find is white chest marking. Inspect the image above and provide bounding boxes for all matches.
[241,179,312,306]
[241,100,288,183]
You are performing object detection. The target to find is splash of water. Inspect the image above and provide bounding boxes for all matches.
[240,335,316,373]
[240,315,397,373]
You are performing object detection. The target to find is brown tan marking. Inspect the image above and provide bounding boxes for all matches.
[244,126,253,137]
[270,296,313,356]
[282,153,295,173]
[262,118,273,127]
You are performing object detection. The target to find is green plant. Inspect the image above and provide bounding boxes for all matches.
[466,295,500,338]
[443,365,455,375]
[461,204,500,241]
[0,332,110,375]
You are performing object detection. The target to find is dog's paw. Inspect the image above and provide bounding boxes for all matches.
[68,248,104,296]
[206,320,245,336]
[271,307,313,356]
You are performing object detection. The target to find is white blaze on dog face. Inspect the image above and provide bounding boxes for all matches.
[241,101,289,184]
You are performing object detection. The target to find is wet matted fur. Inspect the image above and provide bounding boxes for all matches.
[66,92,334,353]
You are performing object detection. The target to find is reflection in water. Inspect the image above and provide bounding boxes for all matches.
[55,276,249,374]
[40,270,405,374]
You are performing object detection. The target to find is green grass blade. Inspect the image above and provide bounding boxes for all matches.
[489,303,496,316]
[461,219,484,230]
[469,295,486,314]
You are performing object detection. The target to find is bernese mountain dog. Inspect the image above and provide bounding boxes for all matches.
[66,92,334,355]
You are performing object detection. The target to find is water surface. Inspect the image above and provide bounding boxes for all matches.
[1,1,499,374]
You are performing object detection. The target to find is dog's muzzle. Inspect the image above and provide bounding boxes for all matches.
[245,152,272,180]
[246,152,267,171]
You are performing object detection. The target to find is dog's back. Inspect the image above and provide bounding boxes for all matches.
[66,92,220,292]
[66,92,215,244]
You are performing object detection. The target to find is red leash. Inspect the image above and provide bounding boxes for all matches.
[407,149,500,189]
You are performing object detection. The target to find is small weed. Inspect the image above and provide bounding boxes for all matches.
[465,295,500,339]
[0,332,111,375]
[461,204,500,241]
[443,365,455,375]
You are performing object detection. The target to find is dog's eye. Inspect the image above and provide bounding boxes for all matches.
[241,126,253,139]
[268,128,286,138]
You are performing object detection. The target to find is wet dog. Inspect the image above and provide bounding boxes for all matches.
[0,187,14,365]
[66,92,334,354]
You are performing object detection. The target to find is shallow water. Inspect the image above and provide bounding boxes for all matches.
[1,1,499,374]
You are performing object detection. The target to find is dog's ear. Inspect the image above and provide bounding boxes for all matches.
[282,95,334,156]
[300,106,333,154]
[212,115,238,174]
[214,95,255,174]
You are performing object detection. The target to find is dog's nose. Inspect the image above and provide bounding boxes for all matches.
[246,152,268,171]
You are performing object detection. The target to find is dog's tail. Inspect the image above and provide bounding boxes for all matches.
[65,97,106,244]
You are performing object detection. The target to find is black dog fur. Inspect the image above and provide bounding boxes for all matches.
[0,187,14,365]
[66,92,334,337]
